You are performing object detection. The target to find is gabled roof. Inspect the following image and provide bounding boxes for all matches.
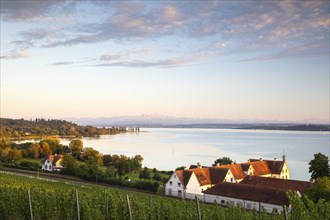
[175,170,193,187]
[249,159,284,175]
[204,182,289,206]
[241,163,251,172]
[219,164,246,180]
[191,168,212,186]
[209,167,230,184]
[249,160,271,176]
[177,166,230,187]
[42,155,63,166]
[240,176,313,194]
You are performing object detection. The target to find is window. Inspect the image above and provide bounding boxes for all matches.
[178,182,181,187]
[286,175,288,179]
[221,200,225,204]
[168,189,172,195]
[169,181,172,185]
[247,203,252,209]
[230,178,233,182]
[174,175,176,178]
[178,190,182,197]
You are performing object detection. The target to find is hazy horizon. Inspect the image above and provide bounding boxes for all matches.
[1,1,329,123]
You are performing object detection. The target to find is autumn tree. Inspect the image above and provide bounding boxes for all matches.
[309,152,330,181]
[27,143,40,158]
[39,142,52,158]
[69,139,83,158]
[81,147,103,165]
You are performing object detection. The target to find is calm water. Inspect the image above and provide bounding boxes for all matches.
[61,128,330,181]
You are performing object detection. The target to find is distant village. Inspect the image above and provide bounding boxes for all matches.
[164,155,313,214]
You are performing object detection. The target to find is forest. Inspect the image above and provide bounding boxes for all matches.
[0,118,127,138]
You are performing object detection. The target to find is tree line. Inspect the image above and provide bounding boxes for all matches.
[0,138,168,192]
[0,118,127,138]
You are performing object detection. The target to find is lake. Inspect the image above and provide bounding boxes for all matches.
[61,128,330,181]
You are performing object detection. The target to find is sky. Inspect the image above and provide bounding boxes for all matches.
[0,0,329,123]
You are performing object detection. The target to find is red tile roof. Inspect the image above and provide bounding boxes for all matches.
[204,182,290,206]
[249,161,271,176]
[240,176,313,194]
[175,170,193,187]
[176,167,230,187]
[249,159,284,174]
[190,168,212,186]
[220,164,246,180]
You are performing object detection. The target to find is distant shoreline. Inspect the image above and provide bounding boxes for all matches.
[93,124,330,132]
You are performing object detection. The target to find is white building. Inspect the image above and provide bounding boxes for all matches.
[203,182,288,213]
[165,165,235,200]
[203,176,313,213]
[41,155,63,171]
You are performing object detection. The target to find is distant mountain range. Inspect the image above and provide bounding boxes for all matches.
[63,114,329,131]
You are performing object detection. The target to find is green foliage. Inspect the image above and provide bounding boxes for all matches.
[306,177,330,202]
[175,166,186,170]
[0,118,127,138]
[139,167,151,180]
[213,156,234,166]
[309,153,330,181]
[19,160,40,170]
[287,190,330,220]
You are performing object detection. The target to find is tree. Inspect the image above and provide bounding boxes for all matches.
[103,154,112,166]
[81,147,103,165]
[39,142,52,158]
[115,160,130,177]
[139,167,151,180]
[213,157,233,166]
[175,166,186,170]
[27,143,40,158]
[61,154,79,175]
[105,166,117,178]
[69,139,83,158]
[306,176,330,202]
[152,173,162,181]
[131,154,143,173]
[309,152,330,181]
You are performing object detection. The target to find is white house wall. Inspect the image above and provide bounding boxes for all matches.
[203,194,284,214]
[42,161,53,171]
[224,171,236,183]
[184,173,210,200]
[280,163,290,179]
[164,173,184,197]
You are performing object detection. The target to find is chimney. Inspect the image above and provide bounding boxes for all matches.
[259,158,263,161]
[282,155,286,162]
[274,158,277,161]
[197,162,202,168]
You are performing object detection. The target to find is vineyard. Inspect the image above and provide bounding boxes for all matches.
[0,172,329,220]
